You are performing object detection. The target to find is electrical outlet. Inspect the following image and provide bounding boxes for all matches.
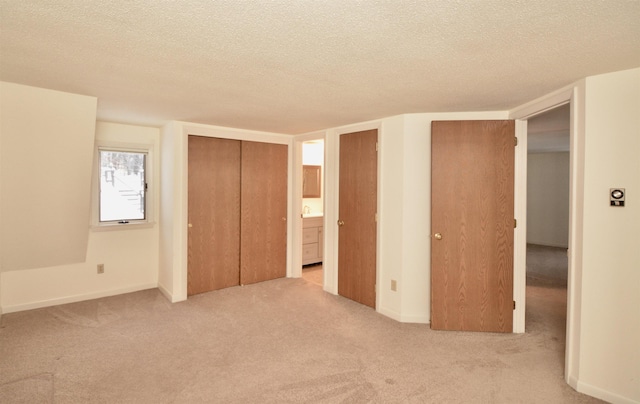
[391,280,397,291]
[97,264,104,274]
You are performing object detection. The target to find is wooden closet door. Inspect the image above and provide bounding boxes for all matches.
[187,136,241,295]
[240,141,288,285]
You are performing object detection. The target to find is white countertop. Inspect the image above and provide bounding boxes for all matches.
[302,213,324,218]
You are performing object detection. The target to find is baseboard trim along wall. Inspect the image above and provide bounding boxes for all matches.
[378,306,430,324]
[0,283,158,314]
[157,283,187,303]
[577,380,639,404]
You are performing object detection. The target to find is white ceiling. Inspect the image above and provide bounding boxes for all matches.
[1,1,639,134]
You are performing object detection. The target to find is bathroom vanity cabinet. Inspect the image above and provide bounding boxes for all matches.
[302,216,323,265]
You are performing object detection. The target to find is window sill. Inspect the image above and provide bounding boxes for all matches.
[90,221,156,232]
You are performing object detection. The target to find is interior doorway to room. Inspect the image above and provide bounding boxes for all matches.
[524,104,571,344]
[301,140,325,287]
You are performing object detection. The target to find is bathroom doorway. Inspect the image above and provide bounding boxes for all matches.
[301,140,325,286]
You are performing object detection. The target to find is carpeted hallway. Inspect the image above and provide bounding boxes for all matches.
[0,274,601,403]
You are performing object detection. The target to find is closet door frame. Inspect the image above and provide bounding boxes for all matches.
[178,126,292,300]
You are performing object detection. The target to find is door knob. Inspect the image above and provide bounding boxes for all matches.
[282,217,287,221]
[188,223,193,228]
[337,220,345,227]
[434,233,442,240]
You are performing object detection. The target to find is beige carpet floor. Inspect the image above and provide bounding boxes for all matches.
[0,277,601,403]
[526,244,568,287]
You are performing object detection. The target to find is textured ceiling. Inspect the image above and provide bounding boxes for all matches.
[1,1,639,134]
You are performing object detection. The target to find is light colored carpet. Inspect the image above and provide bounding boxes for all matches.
[0,277,601,403]
[527,243,568,287]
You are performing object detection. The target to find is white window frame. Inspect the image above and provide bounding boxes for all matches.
[91,140,155,231]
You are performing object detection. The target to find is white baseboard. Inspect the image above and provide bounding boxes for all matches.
[567,374,579,390]
[378,305,430,324]
[399,313,430,324]
[157,283,173,302]
[377,305,402,322]
[0,283,158,314]
[577,380,639,404]
[157,282,187,303]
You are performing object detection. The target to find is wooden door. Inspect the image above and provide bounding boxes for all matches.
[431,120,514,332]
[187,136,241,295]
[338,129,378,308]
[240,141,288,285]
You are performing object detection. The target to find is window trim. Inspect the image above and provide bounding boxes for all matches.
[91,140,155,231]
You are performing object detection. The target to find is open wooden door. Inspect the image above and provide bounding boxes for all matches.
[338,129,378,308]
[431,120,515,332]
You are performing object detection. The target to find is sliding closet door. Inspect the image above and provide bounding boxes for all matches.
[187,136,241,295]
[240,141,288,285]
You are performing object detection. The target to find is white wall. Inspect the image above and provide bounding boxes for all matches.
[377,115,405,319]
[576,67,640,403]
[158,121,185,302]
[0,87,2,315]
[0,120,160,313]
[527,152,570,247]
[0,82,96,272]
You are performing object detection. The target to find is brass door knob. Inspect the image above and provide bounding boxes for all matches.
[337,220,345,227]
[434,233,442,240]
[188,223,193,228]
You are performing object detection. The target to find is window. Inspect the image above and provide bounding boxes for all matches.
[97,148,148,225]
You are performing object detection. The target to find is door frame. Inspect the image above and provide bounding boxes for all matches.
[175,124,294,301]
[509,84,579,386]
[293,122,381,301]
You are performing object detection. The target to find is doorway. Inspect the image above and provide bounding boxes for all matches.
[524,105,570,348]
[509,97,576,383]
[526,104,570,287]
[301,140,325,286]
